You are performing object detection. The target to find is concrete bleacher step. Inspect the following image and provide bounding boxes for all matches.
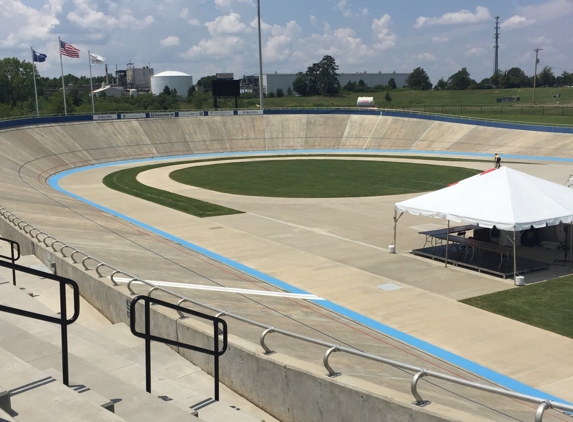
[0,317,202,422]
[0,348,125,422]
[0,269,274,422]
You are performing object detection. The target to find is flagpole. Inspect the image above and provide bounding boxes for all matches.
[88,50,95,115]
[31,46,40,117]
[58,35,68,116]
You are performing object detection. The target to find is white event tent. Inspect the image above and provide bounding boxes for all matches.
[393,167,573,281]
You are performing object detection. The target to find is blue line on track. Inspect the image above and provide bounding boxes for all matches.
[49,149,572,405]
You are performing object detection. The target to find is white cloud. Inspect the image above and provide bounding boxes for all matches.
[67,0,155,30]
[432,36,449,43]
[336,0,369,18]
[205,12,250,35]
[182,12,252,60]
[160,36,180,47]
[371,14,397,50]
[0,0,62,47]
[417,53,436,61]
[501,15,536,29]
[310,15,317,26]
[518,0,573,21]
[415,6,491,28]
[261,20,302,62]
[465,47,486,57]
[188,18,201,26]
[214,0,254,11]
[528,36,552,45]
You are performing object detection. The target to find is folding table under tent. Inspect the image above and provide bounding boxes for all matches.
[392,167,573,282]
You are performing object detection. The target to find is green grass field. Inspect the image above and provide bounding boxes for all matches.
[461,275,573,339]
[169,159,479,197]
[178,87,573,126]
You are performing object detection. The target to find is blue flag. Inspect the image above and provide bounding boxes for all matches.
[32,50,47,62]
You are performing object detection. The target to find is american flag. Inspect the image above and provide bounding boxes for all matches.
[60,40,80,58]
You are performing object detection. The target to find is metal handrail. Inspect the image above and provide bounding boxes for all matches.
[1,203,572,419]
[0,237,20,285]
[0,258,80,386]
[130,295,227,400]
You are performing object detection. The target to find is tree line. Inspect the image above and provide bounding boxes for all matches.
[406,65,573,91]
[1,54,572,117]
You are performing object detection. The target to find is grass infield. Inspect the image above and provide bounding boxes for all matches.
[169,159,480,198]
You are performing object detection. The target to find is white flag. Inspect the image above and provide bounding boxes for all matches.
[89,53,105,64]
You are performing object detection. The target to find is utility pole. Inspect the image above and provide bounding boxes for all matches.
[533,48,542,103]
[494,17,500,75]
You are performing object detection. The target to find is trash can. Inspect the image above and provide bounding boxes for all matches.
[388,245,396,254]
[514,275,525,286]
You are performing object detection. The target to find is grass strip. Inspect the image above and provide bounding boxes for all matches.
[461,275,573,339]
[103,163,244,218]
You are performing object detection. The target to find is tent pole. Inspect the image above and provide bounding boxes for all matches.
[570,223,572,269]
[445,220,449,267]
[392,210,397,253]
[513,230,517,282]
[391,211,403,254]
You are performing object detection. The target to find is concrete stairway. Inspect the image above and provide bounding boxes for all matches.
[0,250,275,422]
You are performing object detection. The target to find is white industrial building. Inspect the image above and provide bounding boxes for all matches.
[151,71,194,96]
[257,72,409,95]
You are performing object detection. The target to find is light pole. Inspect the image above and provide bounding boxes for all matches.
[257,0,264,110]
[532,48,542,103]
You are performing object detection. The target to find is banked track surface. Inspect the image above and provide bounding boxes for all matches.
[1,114,573,421]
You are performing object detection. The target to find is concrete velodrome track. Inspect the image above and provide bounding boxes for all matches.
[2,113,573,421]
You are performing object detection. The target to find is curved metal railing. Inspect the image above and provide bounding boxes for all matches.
[1,202,572,421]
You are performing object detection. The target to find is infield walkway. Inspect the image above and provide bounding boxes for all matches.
[55,152,573,415]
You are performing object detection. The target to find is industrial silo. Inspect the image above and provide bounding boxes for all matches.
[150,71,193,96]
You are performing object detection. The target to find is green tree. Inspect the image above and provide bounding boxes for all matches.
[447,68,473,90]
[292,55,340,96]
[343,80,357,92]
[490,70,503,88]
[560,71,573,86]
[316,55,340,96]
[499,67,530,88]
[187,86,194,102]
[276,88,284,98]
[286,86,293,96]
[162,85,171,95]
[537,66,555,87]
[292,72,310,96]
[435,77,448,90]
[193,91,207,108]
[196,75,217,91]
[387,78,397,90]
[406,67,432,90]
[384,92,392,102]
[46,90,74,115]
[0,57,36,106]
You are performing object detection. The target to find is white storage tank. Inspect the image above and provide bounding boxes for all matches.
[357,97,374,107]
[151,71,193,96]
[129,89,138,97]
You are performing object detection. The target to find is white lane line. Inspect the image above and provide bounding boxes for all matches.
[248,212,388,252]
[113,277,324,300]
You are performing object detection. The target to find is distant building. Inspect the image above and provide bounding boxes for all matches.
[93,86,123,97]
[249,72,409,95]
[151,71,194,96]
[126,64,154,91]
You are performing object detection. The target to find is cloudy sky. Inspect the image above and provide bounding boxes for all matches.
[2,0,572,84]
